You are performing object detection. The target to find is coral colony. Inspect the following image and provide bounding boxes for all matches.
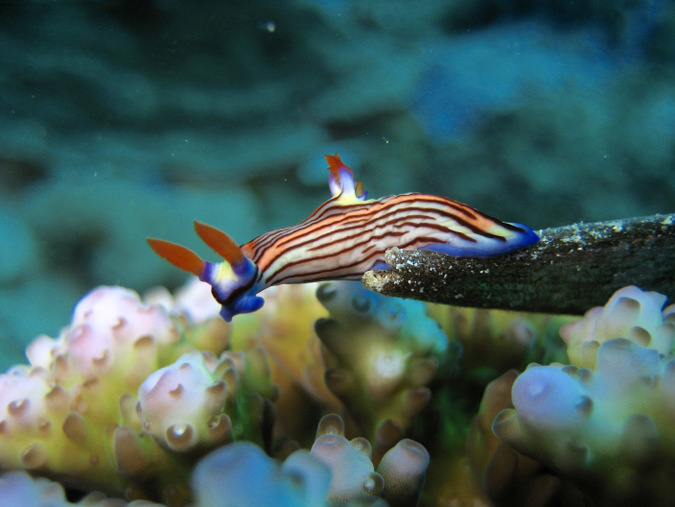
[0,275,673,506]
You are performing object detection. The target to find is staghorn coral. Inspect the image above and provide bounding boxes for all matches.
[471,286,675,506]
[136,348,277,453]
[313,281,451,457]
[310,414,385,502]
[228,282,342,443]
[192,441,333,507]
[560,285,675,368]
[375,436,430,507]
[0,470,162,506]
[428,305,570,381]
[5,263,671,507]
[310,414,429,506]
[0,279,437,505]
[0,287,188,499]
[233,283,337,407]
[467,370,586,506]
[492,338,675,506]
[0,285,277,505]
[191,414,429,507]
[143,277,233,357]
[463,285,675,507]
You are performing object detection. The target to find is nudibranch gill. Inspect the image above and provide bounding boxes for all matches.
[147,154,538,321]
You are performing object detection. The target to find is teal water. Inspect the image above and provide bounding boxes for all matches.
[0,0,673,368]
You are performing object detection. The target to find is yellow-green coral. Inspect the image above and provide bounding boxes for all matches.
[428,304,571,376]
[4,276,672,507]
[137,348,277,452]
[484,286,675,506]
[0,286,276,504]
[0,470,163,506]
[191,414,429,507]
[466,370,585,506]
[313,281,449,456]
[493,339,675,506]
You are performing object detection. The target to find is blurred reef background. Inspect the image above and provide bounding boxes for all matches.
[1,0,674,365]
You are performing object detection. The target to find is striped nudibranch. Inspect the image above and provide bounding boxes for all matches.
[147,154,538,321]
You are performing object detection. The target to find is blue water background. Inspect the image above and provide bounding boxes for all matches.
[0,0,673,369]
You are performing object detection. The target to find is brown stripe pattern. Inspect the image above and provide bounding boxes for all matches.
[241,192,532,287]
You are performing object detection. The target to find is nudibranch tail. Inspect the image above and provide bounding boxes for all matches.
[418,219,539,258]
[146,238,205,277]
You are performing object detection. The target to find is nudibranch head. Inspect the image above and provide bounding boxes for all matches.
[325,153,368,201]
[147,221,263,322]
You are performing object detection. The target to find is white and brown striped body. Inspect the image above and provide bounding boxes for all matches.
[244,192,536,287]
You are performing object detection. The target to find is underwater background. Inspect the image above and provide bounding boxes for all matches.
[1,1,674,366]
[0,2,674,506]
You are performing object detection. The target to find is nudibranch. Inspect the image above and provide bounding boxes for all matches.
[147,154,538,321]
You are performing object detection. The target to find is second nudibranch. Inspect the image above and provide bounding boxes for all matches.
[147,154,539,321]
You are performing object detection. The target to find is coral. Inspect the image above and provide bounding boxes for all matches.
[137,348,277,452]
[428,305,570,381]
[465,286,675,506]
[308,413,430,506]
[146,276,222,325]
[25,286,179,374]
[144,277,231,356]
[0,285,276,505]
[4,270,673,507]
[0,471,162,506]
[310,414,385,502]
[374,437,430,507]
[560,285,675,368]
[0,287,184,498]
[228,282,341,443]
[192,441,332,507]
[493,338,675,506]
[466,370,586,506]
[0,279,439,504]
[313,281,451,455]
[191,414,429,507]
[230,282,339,408]
[398,303,569,502]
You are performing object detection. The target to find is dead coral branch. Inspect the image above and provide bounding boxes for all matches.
[362,213,675,315]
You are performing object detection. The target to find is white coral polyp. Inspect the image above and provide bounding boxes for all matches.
[72,286,178,345]
[561,285,675,357]
[311,432,382,501]
[137,351,228,451]
[145,277,222,324]
[64,287,179,376]
[171,277,222,324]
[25,335,63,370]
[26,287,180,377]
[0,369,51,433]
